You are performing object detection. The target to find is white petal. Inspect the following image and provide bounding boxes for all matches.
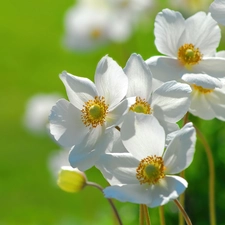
[146,56,185,83]
[154,9,185,57]
[190,86,225,121]
[189,92,216,119]
[69,125,105,170]
[96,153,139,185]
[152,81,191,122]
[193,58,225,79]
[60,71,97,109]
[157,119,180,136]
[124,53,152,99]
[107,128,128,153]
[49,99,88,147]
[146,175,187,208]
[182,73,222,89]
[178,12,221,56]
[208,93,225,121]
[106,99,128,128]
[215,50,225,58]
[163,123,196,174]
[210,0,225,26]
[94,56,128,108]
[121,113,165,160]
[104,184,152,205]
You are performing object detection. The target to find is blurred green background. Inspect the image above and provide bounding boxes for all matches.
[1,0,225,224]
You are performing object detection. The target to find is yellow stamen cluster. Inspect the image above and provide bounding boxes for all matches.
[178,43,202,67]
[81,96,109,128]
[192,84,214,94]
[136,155,166,185]
[129,97,151,114]
[90,29,102,40]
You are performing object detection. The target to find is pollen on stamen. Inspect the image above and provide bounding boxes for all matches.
[81,96,109,128]
[129,97,151,114]
[192,84,214,94]
[178,43,202,68]
[136,155,165,185]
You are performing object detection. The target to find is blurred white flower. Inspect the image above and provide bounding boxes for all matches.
[168,0,212,15]
[63,0,152,51]
[97,116,196,208]
[23,93,61,134]
[48,148,70,179]
[209,0,225,26]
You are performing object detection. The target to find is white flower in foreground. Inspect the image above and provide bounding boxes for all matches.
[146,9,225,85]
[97,115,196,208]
[23,93,61,134]
[49,56,128,171]
[123,53,191,134]
[209,0,225,26]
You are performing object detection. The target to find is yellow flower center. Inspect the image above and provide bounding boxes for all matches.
[177,43,202,69]
[81,96,109,128]
[192,84,214,94]
[136,155,166,185]
[129,97,151,114]
[90,28,102,40]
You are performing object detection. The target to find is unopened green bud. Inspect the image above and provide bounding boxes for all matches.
[57,166,87,193]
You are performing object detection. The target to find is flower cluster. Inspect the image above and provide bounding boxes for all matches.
[48,2,225,224]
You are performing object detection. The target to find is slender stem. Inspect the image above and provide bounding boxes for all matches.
[179,170,185,225]
[178,112,189,225]
[194,126,216,225]
[143,205,151,225]
[159,206,166,225]
[139,204,145,225]
[87,182,123,225]
[174,199,192,225]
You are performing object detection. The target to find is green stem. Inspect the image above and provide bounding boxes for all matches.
[194,126,216,225]
[178,112,189,225]
[87,182,123,225]
[159,205,166,225]
[178,170,185,225]
[139,204,145,225]
[143,205,151,225]
[174,199,192,225]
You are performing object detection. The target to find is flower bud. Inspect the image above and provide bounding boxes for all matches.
[57,166,87,193]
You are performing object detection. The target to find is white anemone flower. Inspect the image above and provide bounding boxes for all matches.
[63,2,133,51]
[146,9,225,85]
[182,73,225,120]
[23,93,61,134]
[123,53,192,134]
[49,56,128,171]
[209,0,225,26]
[97,115,196,208]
